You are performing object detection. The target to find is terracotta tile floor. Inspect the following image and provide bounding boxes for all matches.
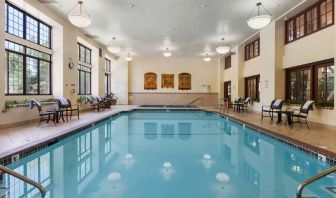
[0,105,335,159]
[202,106,336,157]
[0,105,138,158]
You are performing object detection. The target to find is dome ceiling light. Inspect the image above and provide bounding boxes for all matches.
[216,38,230,54]
[67,1,92,28]
[107,37,121,54]
[125,53,133,62]
[247,2,272,30]
[163,48,172,57]
[203,53,211,62]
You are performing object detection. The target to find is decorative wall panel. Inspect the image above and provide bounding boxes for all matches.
[178,73,191,90]
[161,74,174,88]
[144,72,157,90]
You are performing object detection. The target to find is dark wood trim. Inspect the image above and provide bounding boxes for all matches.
[224,55,231,69]
[285,58,334,103]
[245,38,260,61]
[244,74,260,101]
[224,81,231,101]
[285,0,334,44]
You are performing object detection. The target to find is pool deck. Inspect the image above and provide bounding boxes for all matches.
[203,106,336,160]
[0,105,336,164]
[0,105,138,160]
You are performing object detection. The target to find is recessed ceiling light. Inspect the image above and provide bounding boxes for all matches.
[201,4,208,8]
[130,4,136,8]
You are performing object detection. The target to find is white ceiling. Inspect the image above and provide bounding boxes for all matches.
[45,0,308,58]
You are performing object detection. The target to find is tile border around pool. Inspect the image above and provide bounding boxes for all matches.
[204,109,336,166]
[1,108,336,166]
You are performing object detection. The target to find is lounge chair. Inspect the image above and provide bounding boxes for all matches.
[29,99,56,126]
[261,99,285,121]
[287,100,315,129]
[240,97,253,112]
[232,97,242,112]
[56,97,80,120]
[88,96,105,112]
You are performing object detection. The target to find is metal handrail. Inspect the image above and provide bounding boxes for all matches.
[0,164,46,198]
[296,165,336,198]
[213,97,229,112]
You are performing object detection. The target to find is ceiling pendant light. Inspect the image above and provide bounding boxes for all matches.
[216,38,230,54]
[247,2,272,30]
[163,48,172,57]
[107,37,121,54]
[67,1,92,28]
[203,54,211,62]
[125,53,133,62]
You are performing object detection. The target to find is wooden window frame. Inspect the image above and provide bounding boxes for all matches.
[224,81,231,101]
[285,0,334,44]
[245,75,260,101]
[224,55,231,69]
[245,38,260,61]
[285,58,334,105]
[5,1,52,49]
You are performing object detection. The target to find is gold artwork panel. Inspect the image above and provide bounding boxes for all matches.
[178,73,191,90]
[161,74,174,88]
[144,72,157,90]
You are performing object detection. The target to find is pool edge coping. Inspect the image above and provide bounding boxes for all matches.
[1,107,335,166]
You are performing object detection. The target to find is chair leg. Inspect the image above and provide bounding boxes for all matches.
[77,110,79,119]
[47,115,50,123]
[306,118,310,130]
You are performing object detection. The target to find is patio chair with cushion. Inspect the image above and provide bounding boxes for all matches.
[88,96,105,112]
[240,97,253,112]
[261,99,285,121]
[232,97,242,112]
[29,99,56,126]
[56,97,80,120]
[287,100,315,129]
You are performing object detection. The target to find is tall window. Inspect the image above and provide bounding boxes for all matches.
[5,41,51,95]
[286,0,334,43]
[245,75,260,101]
[78,65,91,95]
[78,43,91,64]
[105,58,111,94]
[5,2,51,48]
[224,81,231,101]
[286,59,334,106]
[77,43,92,95]
[245,38,260,61]
[224,55,231,69]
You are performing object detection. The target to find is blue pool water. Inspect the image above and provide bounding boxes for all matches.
[2,110,336,198]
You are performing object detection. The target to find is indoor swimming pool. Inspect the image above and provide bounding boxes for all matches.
[2,110,335,198]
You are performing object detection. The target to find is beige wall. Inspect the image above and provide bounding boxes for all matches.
[128,58,219,105]
[111,58,129,105]
[129,58,218,93]
[219,5,336,126]
[0,0,125,126]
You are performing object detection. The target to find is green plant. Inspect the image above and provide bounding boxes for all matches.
[315,101,334,107]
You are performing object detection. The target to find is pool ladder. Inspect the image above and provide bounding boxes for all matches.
[213,97,229,113]
[0,164,46,198]
[296,165,336,198]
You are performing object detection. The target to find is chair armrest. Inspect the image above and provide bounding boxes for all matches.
[262,105,271,110]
